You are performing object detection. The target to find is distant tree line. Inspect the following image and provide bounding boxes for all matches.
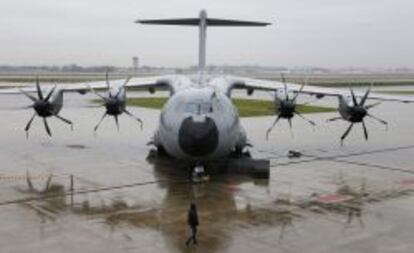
[0,64,119,73]
[0,64,412,75]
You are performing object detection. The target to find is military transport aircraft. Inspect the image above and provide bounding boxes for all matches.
[1,10,414,167]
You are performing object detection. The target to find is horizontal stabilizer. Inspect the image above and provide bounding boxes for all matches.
[136,18,271,27]
[137,18,200,26]
[207,18,271,26]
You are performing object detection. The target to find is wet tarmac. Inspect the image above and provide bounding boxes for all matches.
[0,88,414,253]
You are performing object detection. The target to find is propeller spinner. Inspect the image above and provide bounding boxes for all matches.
[20,77,73,137]
[90,73,143,132]
[266,74,315,139]
[328,86,388,143]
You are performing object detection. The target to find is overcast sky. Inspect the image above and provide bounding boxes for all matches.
[1,0,413,68]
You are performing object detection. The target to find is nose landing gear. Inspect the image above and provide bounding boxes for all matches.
[190,164,210,183]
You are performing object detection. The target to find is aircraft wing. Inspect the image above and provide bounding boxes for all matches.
[226,76,414,103]
[0,75,180,95]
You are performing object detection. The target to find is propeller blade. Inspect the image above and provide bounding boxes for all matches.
[292,81,306,102]
[24,113,36,138]
[367,113,388,129]
[281,73,289,101]
[288,118,293,137]
[43,118,52,136]
[105,72,112,98]
[265,115,281,140]
[115,76,132,98]
[295,112,316,126]
[35,76,44,100]
[360,86,371,106]
[19,88,37,102]
[327,116,343,122]
[350,88,358,107]
[362,120,369,140]
[44,85,57,102]
[105,72,110,88]
[341,123,354,142]
[365,102,382,110]
[123,108,143,130]
[114,115,120,131]
[121,76,132,88]
[54,114,74,130]
[0,105,32,111]
[94,112,107,131]
[87,84,107,102]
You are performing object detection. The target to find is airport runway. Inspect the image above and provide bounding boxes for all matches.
[1,89,414,253]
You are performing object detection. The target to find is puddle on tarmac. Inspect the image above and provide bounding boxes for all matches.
[10,155,414,253]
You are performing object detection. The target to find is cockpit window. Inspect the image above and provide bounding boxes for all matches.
[185,103,199,114]
[200,103,213,114]
[185,102,213,115]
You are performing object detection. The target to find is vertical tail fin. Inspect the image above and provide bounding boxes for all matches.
[136,10,271,78]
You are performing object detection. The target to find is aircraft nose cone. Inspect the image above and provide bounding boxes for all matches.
[179,116,219,157]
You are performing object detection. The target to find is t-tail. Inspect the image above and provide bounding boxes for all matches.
[135,10,271,83]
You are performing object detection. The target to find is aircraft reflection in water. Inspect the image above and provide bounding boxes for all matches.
[15,152,376,253]
[16,155,300,253]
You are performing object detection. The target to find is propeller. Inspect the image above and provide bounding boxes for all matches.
[90,73,143,132]
[266,74,315,139]
[327,86,388,143]
[20,77,72,137]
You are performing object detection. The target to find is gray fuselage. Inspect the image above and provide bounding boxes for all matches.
[154,78,247,161]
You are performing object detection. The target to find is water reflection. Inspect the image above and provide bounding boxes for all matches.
[14,155,351,252]
[141,151,298,252]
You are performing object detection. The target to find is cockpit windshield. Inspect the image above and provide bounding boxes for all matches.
[185,102,213,115]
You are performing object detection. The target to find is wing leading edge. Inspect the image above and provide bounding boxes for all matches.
[225,76,414,103]
[0,75,180,95]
